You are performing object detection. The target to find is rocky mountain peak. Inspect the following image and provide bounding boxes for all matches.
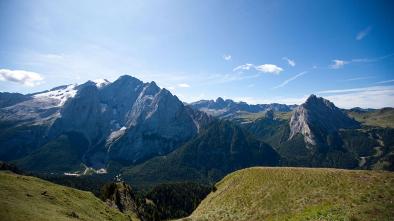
[142,81,161,96]
[216,97,225,103]
[289,95,359,146]
[305,94,318,101]
[304,94,335,110]
[117,75,142,84]
[1,74,212,167]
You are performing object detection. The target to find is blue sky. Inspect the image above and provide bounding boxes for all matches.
[0,0,393,108]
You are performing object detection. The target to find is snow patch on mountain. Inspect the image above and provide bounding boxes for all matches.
[33,84,77,106]
[106,126,127,146]
[93,79,110,88]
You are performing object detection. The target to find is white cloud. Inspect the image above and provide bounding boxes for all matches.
[233,63,254,71]
[177,83,190,88]
[255,64,283,74]
[330,59,348,69]
[0,69,44,86]
[282,57,296,67]
[356,26,372,40]
[223,54,232,61]
[274,71,307,89]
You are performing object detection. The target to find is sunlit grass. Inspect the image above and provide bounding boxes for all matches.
[348,109,394,128]
[0,171,138,221]
[186,167,394,221]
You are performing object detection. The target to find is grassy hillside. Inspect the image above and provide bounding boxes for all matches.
[222,111,292,124]
[347,108,394,128]
[185,167,394,221]
[0,171,138,221]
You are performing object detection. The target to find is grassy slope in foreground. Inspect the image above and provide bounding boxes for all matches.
[0,171,139,221]
[185,167,394,221]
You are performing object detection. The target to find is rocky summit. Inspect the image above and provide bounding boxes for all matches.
[0,75,210,171]
[289,94,360,147]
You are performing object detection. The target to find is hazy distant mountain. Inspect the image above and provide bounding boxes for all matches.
[0,75,211,172]
[189,97,296,117]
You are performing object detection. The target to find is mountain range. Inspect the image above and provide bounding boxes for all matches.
[0,75,210,172]
[0,75,393,187]
[190,97,296,118]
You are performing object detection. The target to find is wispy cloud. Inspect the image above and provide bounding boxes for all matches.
[240,85,394,108]
[356,26,372,40]
[329,53,394,70]
[351,53,394,63]
[231,96,309,105]
[234,85,394,108]
[317,85,394,108]
[330,59,349,69]
[274,71,307,89]
[0,69,44,86]
[223,54,232,61]
[318,85,393,94]
[203,72,260,85]
[233,63,254,71]
[282,57,296,67]
[177,83,190,88]
[233,63,283,74]
[376,79,394,84]
[342,76,374,82]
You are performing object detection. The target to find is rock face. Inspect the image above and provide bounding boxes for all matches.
[101,182,139,214]
[289,95,360,147]
[190,97,296,117]
[0,75,211,170]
